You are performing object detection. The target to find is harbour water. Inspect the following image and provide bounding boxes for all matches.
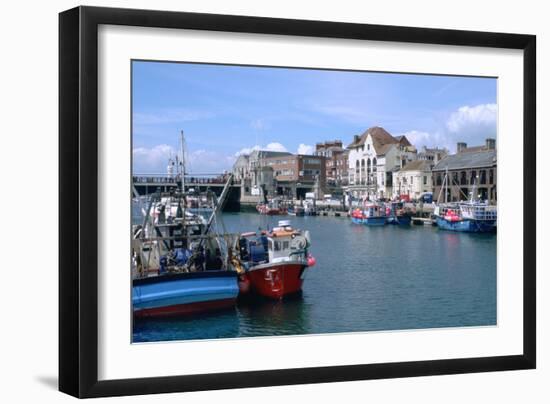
[132,211,496,342]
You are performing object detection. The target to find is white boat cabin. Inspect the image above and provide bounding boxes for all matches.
[267,220,309,263]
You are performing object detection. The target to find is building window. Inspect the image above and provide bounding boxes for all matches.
[489,169,494,184]
[460,171,467,185]
[452,172,458,185]
[480,170,487,184]
[367,144,370,150]
[436,173,442,186]
[366,158,371,174]
[372,158,377,172]
[470,170,477,185]
[423,176,427,185]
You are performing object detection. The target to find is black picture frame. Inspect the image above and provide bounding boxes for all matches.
[59,5,536,398]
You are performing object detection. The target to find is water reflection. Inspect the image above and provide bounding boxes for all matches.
[132,210,496,342]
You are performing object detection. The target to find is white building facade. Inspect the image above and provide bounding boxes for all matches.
[346,127,416,200]
[392,160,434,200]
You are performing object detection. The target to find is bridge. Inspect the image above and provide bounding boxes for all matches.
[132,173,240,195]
[133,173,242,211]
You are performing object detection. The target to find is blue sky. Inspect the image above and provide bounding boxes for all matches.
[132,60,497,174]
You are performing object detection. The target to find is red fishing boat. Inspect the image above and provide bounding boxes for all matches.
[256,199,287,215]
[236,220,316,299]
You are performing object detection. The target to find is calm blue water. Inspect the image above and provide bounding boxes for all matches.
[133,212,496,342]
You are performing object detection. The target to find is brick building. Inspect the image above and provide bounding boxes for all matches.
[263,154,326,198]
[315,140,349,185]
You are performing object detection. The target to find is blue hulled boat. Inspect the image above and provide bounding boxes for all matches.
[433,168,497,233]
[133,271,239,317]
[386,202,412,226]
[350,202,387,226]
[433,203,496,233]
[132,131,241,318]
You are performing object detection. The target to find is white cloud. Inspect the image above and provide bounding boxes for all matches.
[265,142,287,152]
[297,143,314,155]
[396,130,450,150]
[235,145,261,157]
[398,103,497,153]
[133,144,237,174]
[186,149,236,173]
[133,144,176,173]
[397,130,433,146]
[134,108,212,125]
[234,142,288,157]
[446,103,497,134]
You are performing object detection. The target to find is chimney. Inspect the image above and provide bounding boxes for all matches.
[457,142,467,153]
[485,138,496,150]
[354,135,360,144]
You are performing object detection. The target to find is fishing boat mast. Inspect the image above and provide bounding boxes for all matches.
[179,130,186,192]
[445,166,448,204]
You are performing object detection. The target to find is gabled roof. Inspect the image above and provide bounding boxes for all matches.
[376,143,396,156]
[347,126,409,154]
[398,160,432,172]
[432,150,496,171]
[394,135,412,147]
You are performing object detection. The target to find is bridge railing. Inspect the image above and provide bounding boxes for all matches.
[132,173,239,186]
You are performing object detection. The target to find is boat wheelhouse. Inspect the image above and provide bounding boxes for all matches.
[350,202,387,226]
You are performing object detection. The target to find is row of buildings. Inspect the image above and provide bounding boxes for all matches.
[232,126,497,204]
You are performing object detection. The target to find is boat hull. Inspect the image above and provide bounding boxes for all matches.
[246,261,308,299]
[133,271,239,318]
[363,216,387,226]
[387,215,412,225]
[435,216,496,233]
[351,216,363,224]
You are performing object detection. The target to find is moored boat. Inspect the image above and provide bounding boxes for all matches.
[133,271,239,317]
[350,201,387,226]
[433,203,496,233]
[236,220,315,299]
[303,199,318,216]
[386,201,413,225]
[256,199,287,215]
[433,168,497,233]
[132,131,240,318]
[287,204,305,216]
